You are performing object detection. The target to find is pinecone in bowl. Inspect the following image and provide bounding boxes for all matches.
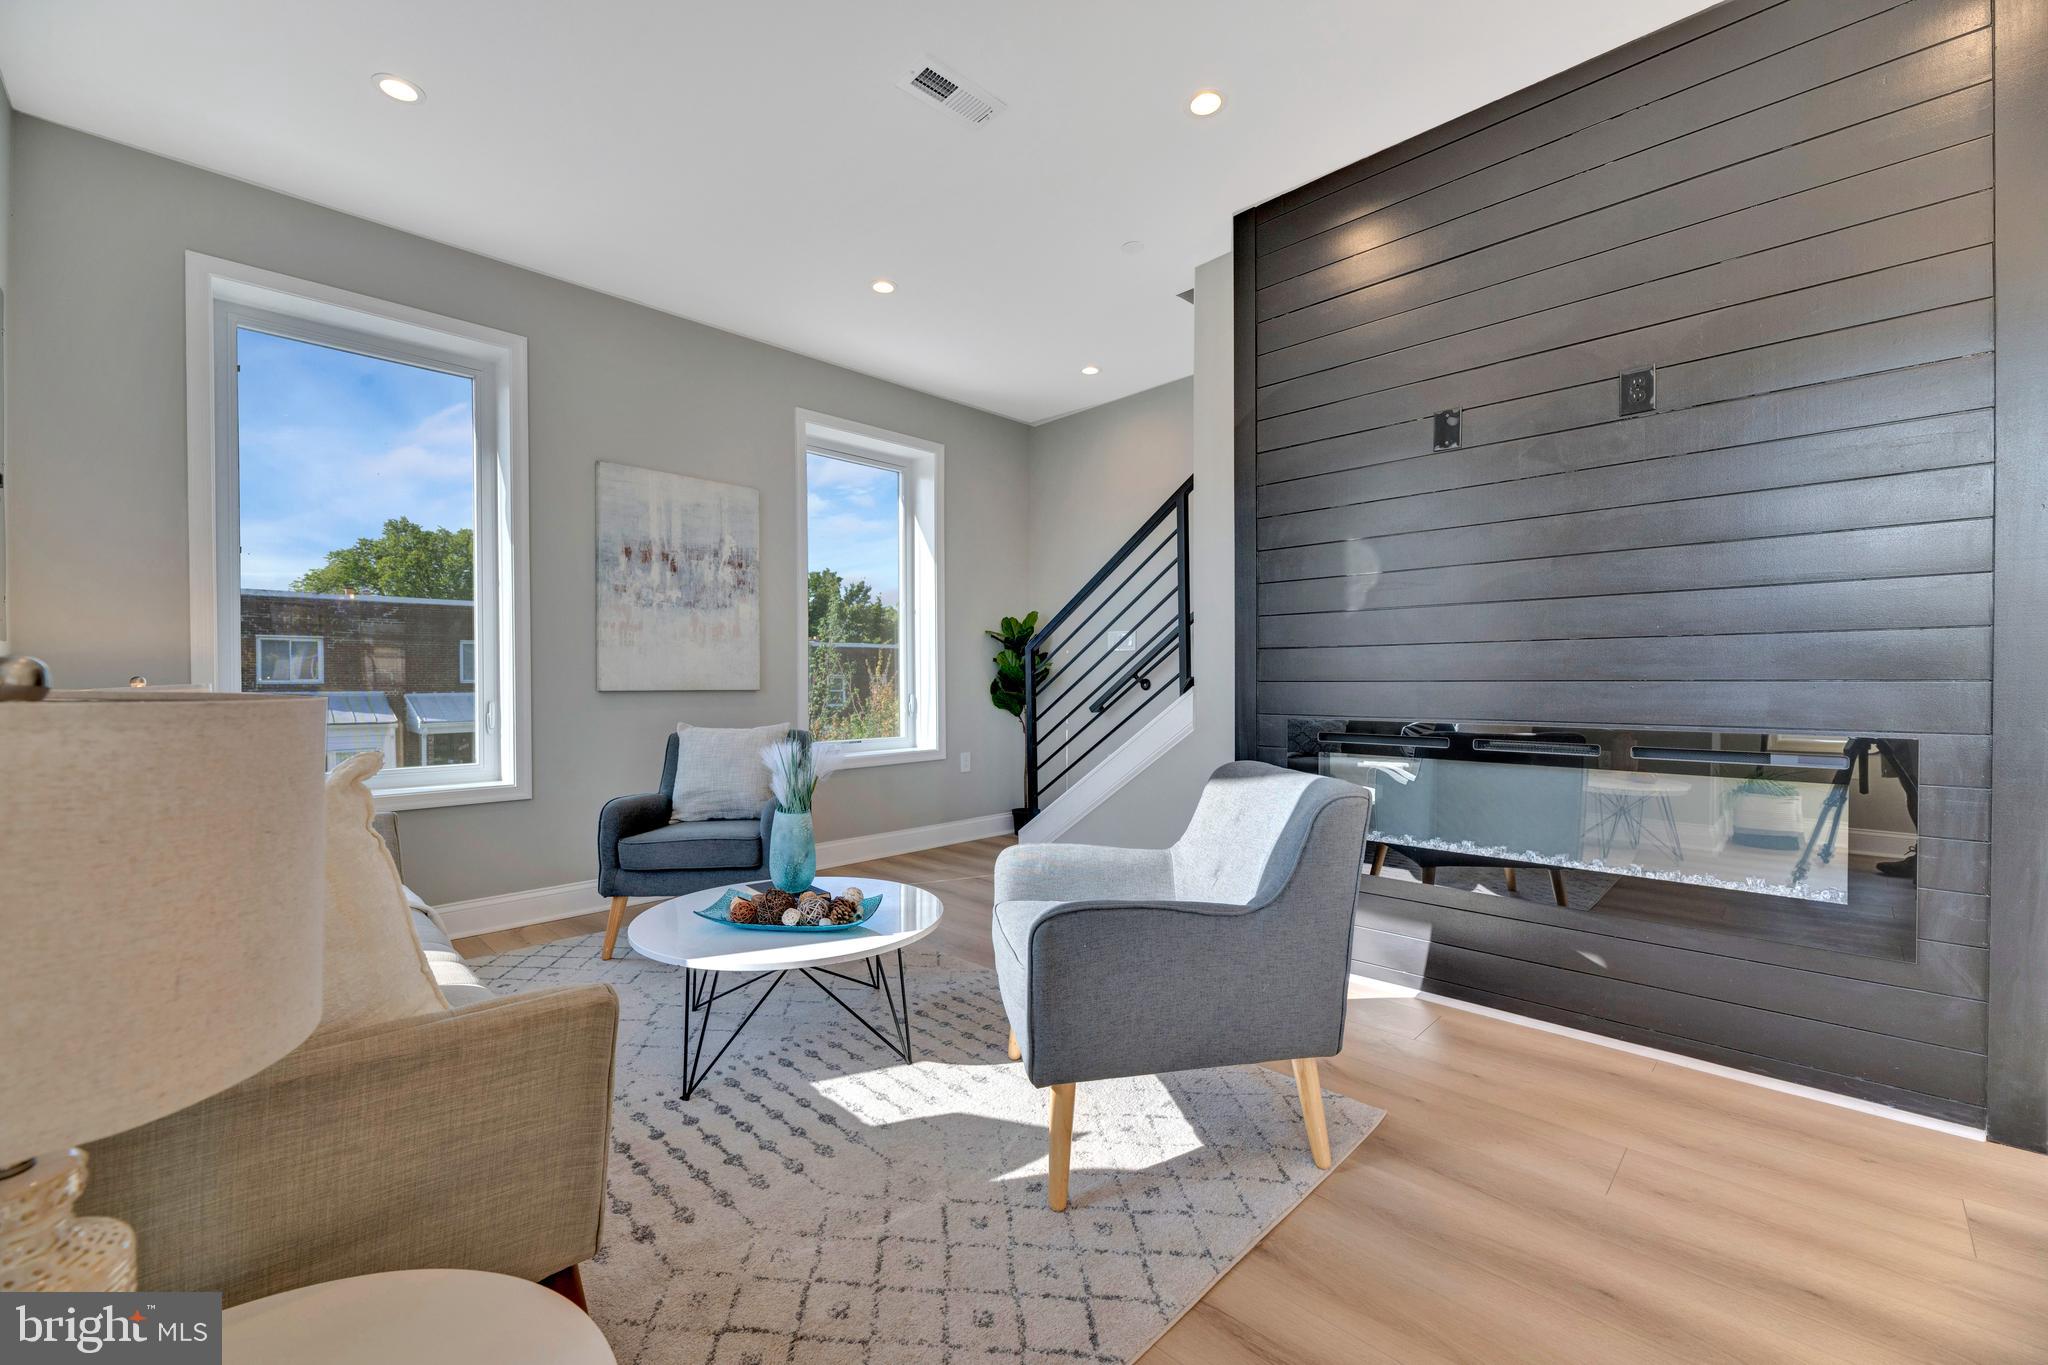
[826,896,861,925]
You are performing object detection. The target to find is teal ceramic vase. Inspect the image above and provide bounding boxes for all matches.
[769,810,816,893]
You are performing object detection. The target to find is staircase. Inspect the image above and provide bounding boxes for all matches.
[1019,477,1195,841]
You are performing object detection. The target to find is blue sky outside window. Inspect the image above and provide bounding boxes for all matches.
[236,327,475,591]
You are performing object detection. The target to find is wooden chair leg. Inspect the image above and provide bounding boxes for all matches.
[1291,1058,1333,1170]
[601,896,628,960]
[540,1264,588,1312]
[1368,843,1388,877]
[1420,866,1436,886]
[1504,867,1518,893]
[1550,869,1569,907]
[1007,1029,1022,1061]
[1047,1083,1076,1211]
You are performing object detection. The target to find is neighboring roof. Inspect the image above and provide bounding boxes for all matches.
[405,692,476,733]
[244,588,473,609]
[322,691,397,726]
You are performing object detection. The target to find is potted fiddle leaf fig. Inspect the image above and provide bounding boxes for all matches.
[987,612,1051,828]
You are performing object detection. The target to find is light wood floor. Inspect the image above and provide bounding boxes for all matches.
[458,837,2048,1364]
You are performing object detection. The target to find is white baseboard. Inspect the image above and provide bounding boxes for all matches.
[817,812,1015,868]
[434,812,1016,938]
[1019,689,1196,845]
[436,879,610,938]
[1849,827,1916,859]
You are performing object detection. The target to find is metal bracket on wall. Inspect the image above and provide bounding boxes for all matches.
[1432,410,1462,450]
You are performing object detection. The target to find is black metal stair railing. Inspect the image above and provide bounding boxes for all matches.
[1022,477,1193,816]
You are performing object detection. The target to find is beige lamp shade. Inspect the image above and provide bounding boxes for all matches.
[0,691,327,1163]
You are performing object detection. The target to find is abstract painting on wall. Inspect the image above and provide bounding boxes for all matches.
[596,461,761,691]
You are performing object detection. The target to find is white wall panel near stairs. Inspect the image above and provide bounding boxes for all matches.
[1018,690,1196,843]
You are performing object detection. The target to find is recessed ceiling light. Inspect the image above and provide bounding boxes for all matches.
[1188,89,1225,117]
[871,278,897,294]
[1081,365,1100,376]
[375,74,422,103]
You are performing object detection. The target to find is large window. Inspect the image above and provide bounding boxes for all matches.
[188,255,530,809]
[796,411,943,768]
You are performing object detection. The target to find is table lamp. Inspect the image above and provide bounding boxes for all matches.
[0,664,327,1292]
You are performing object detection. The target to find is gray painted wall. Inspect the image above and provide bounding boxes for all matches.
[1,71,13,646]
[1035,260,1234,849]
[5,116,1031,905]
[0,72,13,292]
[1026,377,1192,617]
[1238,0,2002,1128]
[1019,377,1194,838]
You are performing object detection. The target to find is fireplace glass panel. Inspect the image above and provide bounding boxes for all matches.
[1298,724,1920,961]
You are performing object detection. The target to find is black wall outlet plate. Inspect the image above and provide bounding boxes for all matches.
[1433,409,1462,450]
[1620,368,1656,415]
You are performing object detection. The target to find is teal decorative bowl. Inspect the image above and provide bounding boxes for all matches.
[693,885,883,932]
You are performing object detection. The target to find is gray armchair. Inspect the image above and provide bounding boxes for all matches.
[596,728,804,959]
[991,761,1372,1209]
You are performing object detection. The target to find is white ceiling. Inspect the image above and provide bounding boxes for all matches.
[0,0,1716,424]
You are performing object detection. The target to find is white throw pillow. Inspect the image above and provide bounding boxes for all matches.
[670,722,791,822]
[312,753,449,1038]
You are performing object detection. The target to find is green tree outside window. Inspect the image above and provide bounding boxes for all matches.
[292,517,474,600]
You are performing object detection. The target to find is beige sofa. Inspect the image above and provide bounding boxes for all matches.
[78,874,618,1308]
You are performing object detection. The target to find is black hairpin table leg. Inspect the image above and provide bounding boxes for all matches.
[679,967,787,1099]
[678,951,914,1096]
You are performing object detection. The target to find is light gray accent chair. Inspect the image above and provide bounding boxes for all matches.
[991,760,1373,1209]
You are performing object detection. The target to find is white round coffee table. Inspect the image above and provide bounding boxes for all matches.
[625,875,944,1098]
[223,1269,613,1363]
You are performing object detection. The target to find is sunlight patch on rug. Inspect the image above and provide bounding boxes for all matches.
[812,1064,1212,1182]
[469,932,1384,1364]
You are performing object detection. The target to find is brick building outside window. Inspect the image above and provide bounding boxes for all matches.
[240,589,475,772]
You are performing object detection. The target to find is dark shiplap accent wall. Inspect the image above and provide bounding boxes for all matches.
[1235,0,2021,1130]
[1986,0,2048,1150]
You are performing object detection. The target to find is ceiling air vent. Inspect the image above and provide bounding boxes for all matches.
[898,56,1006,126]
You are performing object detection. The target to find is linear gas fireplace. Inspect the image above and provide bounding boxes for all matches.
[1290,722,1921,962]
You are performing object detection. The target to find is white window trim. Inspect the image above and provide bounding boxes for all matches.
[185,253,532,811]
[793,409,944,771]
[254,634,325,685]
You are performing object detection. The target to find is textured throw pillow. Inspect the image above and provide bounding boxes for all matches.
[312,752,449,1038]
[670,721,791,821]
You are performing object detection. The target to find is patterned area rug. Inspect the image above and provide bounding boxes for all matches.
[469,933,1383,1365]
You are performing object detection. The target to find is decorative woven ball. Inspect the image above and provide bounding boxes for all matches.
[826,897,861,925]
[841,885,864,904]
[760,889,797,917]
[728,897,759,924]
[796,900,825,926]
[797,889,829,910]
[780,906,804,927]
